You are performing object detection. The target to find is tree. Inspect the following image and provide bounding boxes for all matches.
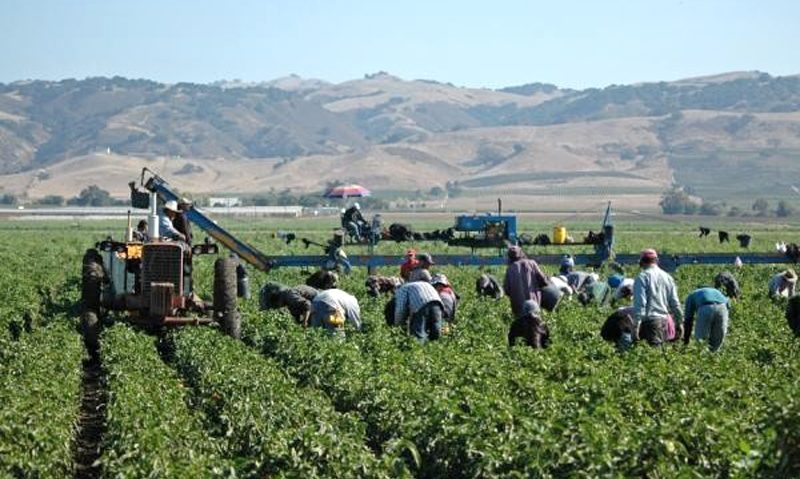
[68,185,115,206]
[776,200,795,218]
[727,206,743,217]
[699,201,723,216]
[36,195,64,206]
[428,186,445,198]
[0,194,16,205]
[659,188,699,215]
[752,198,770,216]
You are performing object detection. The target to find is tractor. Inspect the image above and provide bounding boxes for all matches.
[80,171,246,353]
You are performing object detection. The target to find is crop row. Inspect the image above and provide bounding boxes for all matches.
[0,320,84,478]
[241,263,800,477]
[100,323,230,477]
[172,327,404,478]
[0,236,82,343]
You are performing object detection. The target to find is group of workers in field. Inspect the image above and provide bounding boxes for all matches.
[259,240,800,352]
[145,198,794,351]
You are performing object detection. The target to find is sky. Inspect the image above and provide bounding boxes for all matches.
[1,0,798,90]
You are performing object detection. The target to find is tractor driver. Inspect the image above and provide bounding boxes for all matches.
[160,200,187,242]
[342,203,367,241]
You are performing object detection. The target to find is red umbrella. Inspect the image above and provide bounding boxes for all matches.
[323,184,371,198]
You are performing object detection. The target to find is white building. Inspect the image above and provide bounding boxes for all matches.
[208,197,241,207]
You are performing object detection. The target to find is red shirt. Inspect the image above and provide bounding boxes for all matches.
[400,258,420,280]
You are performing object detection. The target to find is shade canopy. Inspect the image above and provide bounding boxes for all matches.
[323,184,371,198]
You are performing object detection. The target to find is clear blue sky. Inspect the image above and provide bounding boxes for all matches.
[1,0,798,89]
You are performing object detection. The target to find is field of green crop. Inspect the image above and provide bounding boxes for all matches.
[1,216,799,478]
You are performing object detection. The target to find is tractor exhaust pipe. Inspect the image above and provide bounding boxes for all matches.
[148,191,159,239]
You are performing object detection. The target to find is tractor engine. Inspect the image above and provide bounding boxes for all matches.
[141,243,186,317]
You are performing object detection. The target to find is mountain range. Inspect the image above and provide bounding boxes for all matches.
[1,70,799,211]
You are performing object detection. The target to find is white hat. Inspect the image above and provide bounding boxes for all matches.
[163,200,179,212]
[354,202,360,210]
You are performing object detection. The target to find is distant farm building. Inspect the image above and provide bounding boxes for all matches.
[209,197,241,207]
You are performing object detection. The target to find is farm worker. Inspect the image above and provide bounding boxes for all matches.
[633,248,684,346]
[370,214,383,245]
[508,300,550,348]
[159,200,187,242]
[609,274,635,305]
[601,306,637,351]
[133,219,150,242]
[567,271,598,294]
[476,273,504,299]
[786,295,800,337]
[559,255,575,275]
[260,282,319,327]
[431,273,459,323]
[174,197,193,245]
[713,271,741,300]
[577,280,611,307]
[768,269,796,298]
[393,280,444,343]
[550,275,573,297]
[407,253,434,283]
[309,288,361,337]
[400,249,419,281]
[503,245,549,319]
[342,203,367,241]
[683,286,730,352]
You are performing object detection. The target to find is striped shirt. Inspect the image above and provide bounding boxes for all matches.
[394,282,443,325]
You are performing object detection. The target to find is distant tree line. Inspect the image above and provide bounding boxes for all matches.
[660,188,795,217]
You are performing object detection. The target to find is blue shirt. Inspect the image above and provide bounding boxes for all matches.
[684,288,729,324]
[158,213,182,240]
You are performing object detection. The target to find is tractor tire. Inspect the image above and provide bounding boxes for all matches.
[81,249,105,313]
[81,310,100,356]
[222,310,241,340]
[214,257,240,339]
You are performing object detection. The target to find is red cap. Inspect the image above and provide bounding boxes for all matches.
[640,248,658,262]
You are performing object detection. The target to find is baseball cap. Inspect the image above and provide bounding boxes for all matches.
[640,248,658,262]
[431,273,450,287]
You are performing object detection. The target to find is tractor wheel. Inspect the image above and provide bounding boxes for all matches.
[81,249,105,313]
[214,257,240,339]
[81,310,100,356]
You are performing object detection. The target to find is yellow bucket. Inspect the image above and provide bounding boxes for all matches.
[553,225,567,244]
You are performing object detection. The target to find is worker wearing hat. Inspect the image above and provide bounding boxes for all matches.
[400,249,419,281]
[633,248,684,346]
[407,253,434,283]
[504,245,549,319]
[768,269,797,298]
[159,200,187,242]
[431,273,459,323]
